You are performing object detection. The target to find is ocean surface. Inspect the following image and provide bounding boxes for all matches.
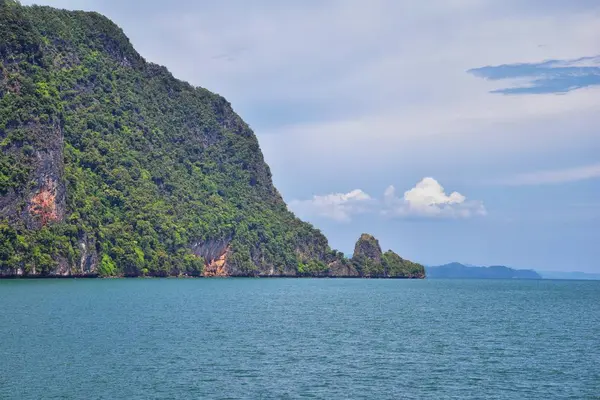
[1,278,598,399]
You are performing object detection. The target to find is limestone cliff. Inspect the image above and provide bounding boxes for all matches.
[352,234,425,278]
[0,1,424,279]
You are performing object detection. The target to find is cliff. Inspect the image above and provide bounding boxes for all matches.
[0,1,424,279]
[352,234,426,278]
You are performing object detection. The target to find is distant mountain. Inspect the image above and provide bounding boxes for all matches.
[426,263,541,279]
[537,271,600,281]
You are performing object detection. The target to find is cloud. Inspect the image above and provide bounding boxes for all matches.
[383,178,487,219]
[468,55,600,94]
[290,178,485,221]
[288,189,374,223]
[499,163,600,185]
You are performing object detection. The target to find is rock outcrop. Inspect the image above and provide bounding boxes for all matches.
[351,234,425,278]
[352,234,383,265]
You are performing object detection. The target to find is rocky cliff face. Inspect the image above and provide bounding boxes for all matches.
[0,1,336,277]
[353,234,383,265]
[352,234,426,278]
[0,2,424,279]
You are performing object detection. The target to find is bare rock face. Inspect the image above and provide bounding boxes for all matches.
[0,119,66,229]
[27,121,66,229]
[203,247,229,277]
[352,234,383,265]
[78,233,99,274]
[350,233,425,278]
[191,237,231,276]
[328,260,360,277]
[191,237,231,265]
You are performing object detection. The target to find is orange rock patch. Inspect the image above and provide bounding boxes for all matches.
[29,178,59,226]
[203,248,229,277]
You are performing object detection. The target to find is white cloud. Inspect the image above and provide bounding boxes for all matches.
[383,178,486,218]
[500,163,600,185]
[290,178,485,221]
[288,189,373,223]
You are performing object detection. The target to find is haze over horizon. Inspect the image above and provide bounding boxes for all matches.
[22,0,600,272]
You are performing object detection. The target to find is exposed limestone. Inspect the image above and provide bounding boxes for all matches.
[352,234,383,265]
[78,234,99,274]
[192,237,231,265]
[203,247,229,277]
[25,121,66,229]
[328,260,360,277]
[29,177,59,226]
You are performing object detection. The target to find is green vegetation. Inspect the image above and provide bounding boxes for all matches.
[382,250,426,278]
[0,1,336,276]
[0,2,424,279]
[352,234,425,278]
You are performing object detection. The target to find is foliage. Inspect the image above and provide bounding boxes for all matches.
[0,2,336,276]
[382,250,425,278]
[98,254,116,277]
[297,260,329,277]
[0,3,424,279]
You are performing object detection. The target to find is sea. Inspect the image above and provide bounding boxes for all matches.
[1,278,598,399]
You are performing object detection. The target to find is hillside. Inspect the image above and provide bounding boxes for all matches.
[426,263,541,279]
[0,1,424,278]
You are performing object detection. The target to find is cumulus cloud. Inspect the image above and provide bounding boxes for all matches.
[288,189,374,223]
[383,178,486,218]
[289,178,485,222]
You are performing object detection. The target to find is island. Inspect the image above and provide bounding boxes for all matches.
[0,1,424,279]
[426,263,541,279]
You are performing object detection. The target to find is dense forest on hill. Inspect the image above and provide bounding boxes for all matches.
[0,0,425,279]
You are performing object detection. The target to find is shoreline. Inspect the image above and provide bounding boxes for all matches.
[0,274,425,280]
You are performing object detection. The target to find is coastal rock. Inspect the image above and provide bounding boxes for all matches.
[328,260,360,277]
[351,234,425,278]
[352,234,384,276]
[352,233,383,265]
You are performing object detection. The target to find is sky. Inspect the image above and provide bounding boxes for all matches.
[23,0,600,272]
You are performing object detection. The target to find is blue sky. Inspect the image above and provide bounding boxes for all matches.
[24,0,600,272]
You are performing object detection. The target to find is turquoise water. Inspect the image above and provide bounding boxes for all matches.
[1,279,598,399]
